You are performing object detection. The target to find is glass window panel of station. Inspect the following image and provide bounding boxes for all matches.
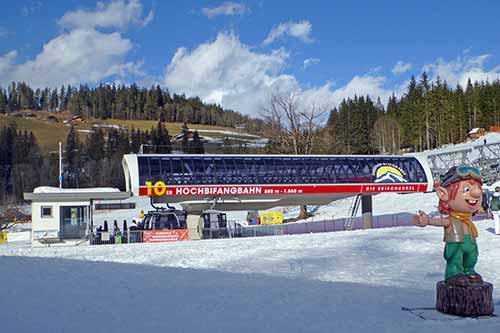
[192,158,207,183]
[268,158,281,183]
[138,157,151,184]
[317,158,330,182]
[203,157,216,184]
[213,158,226,183]
[321,158,335,182]
[295,158,308,182]
[150,158,162,182]
[254,158,267,183]
[232,158,248,180]
[272,158,286,182]
[401,158,416,182]
[281,158,294,183]
[335,160,351,182]
[355,158,371,182]
[308,158,323,181]
[159,157,173,184]
[243,158,257,183]
[257,158,269,184]
[171,157,184,184]
[415,160,427,182]
[223,158,237,183]
[181,157,194,184]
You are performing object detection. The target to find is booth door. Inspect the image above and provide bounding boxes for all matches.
[60,206,88,239]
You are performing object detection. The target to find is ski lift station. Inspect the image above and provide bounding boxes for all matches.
[24,154,434,246]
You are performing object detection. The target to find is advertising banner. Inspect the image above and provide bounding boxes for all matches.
[139,183,428,197]
[0,231,6,243]
[143,230,189,243]
[260,211,283,225]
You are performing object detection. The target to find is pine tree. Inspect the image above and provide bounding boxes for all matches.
[86,128,106,161]
[181,122,190,153]
[49,89,59,112]
[64,125,82,187]
[192,130,204,154]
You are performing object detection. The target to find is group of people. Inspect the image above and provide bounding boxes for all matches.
[95,219,140,233]
[93,218,141,244]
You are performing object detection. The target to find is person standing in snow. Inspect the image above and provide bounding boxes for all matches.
[129,218,139,243]
[412,166,484,286]
[489,186,500,235]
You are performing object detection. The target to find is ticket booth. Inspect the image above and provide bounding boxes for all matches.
[24,187,131,246]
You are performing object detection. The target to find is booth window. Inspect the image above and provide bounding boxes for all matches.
[41,206,53,218]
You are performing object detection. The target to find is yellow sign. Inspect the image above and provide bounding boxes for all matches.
[0,231,7,243]
[259,211,283,225]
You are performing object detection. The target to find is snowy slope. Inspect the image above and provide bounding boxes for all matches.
[1,223,499,332]
[416,132,500,159]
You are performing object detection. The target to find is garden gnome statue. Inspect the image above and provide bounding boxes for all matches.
[412,165,494,316]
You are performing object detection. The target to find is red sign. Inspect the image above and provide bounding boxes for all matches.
[142,230,189,243]
[139,183,428,197]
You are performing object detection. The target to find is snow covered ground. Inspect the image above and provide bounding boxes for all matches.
[1,221,499,332]
[196,129,261,138]
[416,132,500,158]
[2,133,500,332]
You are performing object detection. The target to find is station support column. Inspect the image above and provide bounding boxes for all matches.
[361,194,373,229]
[186,214,201,240]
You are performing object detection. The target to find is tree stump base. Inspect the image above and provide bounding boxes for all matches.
[436,281,494,317]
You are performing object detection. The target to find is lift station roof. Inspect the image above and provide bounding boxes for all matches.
[122,154,433,212]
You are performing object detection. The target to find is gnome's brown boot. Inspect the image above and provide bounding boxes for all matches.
[467,273,483,285]
[445,274,469,286]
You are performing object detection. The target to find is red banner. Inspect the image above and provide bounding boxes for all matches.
[139,183,428,197]
[142,230,189,243]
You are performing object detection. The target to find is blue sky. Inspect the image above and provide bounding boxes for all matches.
[1,0,500,115]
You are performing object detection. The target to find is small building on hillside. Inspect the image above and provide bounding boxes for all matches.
[489,125,500,133]
[71,115,84,123]
[468,127,486,139]
[171,131,208,143]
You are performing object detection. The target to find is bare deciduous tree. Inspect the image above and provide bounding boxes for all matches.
[261,90,330,219]
[0,206,30,232]
[371,115,402,154]
[261,90,328,154]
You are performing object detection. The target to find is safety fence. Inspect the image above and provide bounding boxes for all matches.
[240,213,415,237]
[88,214,415,245]
[11,213,493,247]
[89,226,243,245]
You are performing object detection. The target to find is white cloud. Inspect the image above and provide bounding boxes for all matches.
[0,29,141,88]
[0,51,17,77]
[263,20,313,45]
[330,75,394,104]
[164,32,295,115]
[303,58,320,69]
[142,9,155,27]
[201,2,248,18]
[423,54,500,87]
[58,0,153,30]
[392,61,412,75]
[163,32,399,116]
